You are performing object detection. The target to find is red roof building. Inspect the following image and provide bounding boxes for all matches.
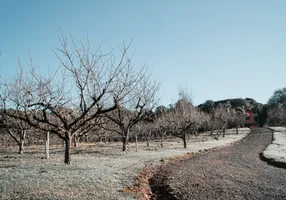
[244,110,259,128]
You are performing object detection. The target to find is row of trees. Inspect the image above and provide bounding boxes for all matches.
[0,87,246,155]
[134,95,248,149]
[0,33,256,164]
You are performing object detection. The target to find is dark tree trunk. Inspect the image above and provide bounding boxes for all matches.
[223,127,226,138]
[146,138,149,147]
[122,136,127,151]
[64,136,71,164]
[18,140,24,154]
[122,129,129,151]
[183,133,187,148]
[236,126,239,134]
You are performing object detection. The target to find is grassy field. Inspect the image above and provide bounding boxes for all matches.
[0,128,250,200]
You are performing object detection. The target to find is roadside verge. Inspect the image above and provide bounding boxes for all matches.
[261,127,286,169]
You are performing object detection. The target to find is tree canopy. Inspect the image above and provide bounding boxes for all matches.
[268,87,286,108]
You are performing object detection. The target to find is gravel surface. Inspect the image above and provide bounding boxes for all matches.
[0,128,249,200]
[151,128,286,200]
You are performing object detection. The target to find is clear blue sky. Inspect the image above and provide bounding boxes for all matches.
[1,0,286,106]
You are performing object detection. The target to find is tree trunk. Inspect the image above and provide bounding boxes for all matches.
[160,131,165,148]
[146,130,151,147]
[104,134,108,143]
[135,133,138,151]
[122,128,129,151]
[122,136,127,151]
[18,140,24,154]
[146,138,149,147]
[64,136,71,164]
[73,136,79,148]
[223,127,226,137]
[236,126,239,135]
[183,133,187,148]
[45,131,50,159]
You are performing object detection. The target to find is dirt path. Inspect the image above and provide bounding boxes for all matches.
[150,128,286,200]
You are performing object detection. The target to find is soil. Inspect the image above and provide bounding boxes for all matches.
[150,128,286,200]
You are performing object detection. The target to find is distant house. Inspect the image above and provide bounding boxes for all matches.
[244,110,259,128]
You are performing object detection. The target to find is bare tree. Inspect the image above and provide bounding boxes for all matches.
[152,105,171,148]
[103,69,160,151]
[205,113,220,137]
[154,114,169,148]
[206,104,232,140]
[0,69,31,154]
[139,122,154,148]
[0,111,30,154]
[162,97,202,148]
[231,106,248,134]
[0,33,152,164]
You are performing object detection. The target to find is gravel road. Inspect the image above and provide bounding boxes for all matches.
[151,128,286,200]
